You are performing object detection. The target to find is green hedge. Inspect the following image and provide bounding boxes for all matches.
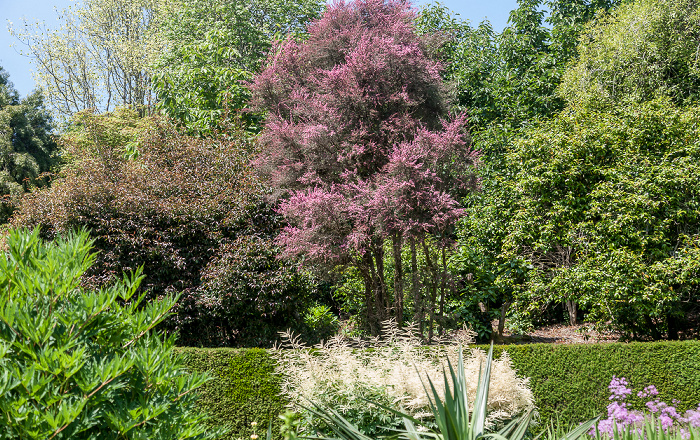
[484,341,700,430]
[175,347,288,440]
[177,341,700,438]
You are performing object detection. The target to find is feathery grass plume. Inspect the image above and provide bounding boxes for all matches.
[273,320,534,436]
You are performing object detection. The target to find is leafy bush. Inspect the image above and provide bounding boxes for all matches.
[182,232,316,347]
[12,108,315,347]
[504,100,700,338]
[0,228,220,439]
[302,304,340,345]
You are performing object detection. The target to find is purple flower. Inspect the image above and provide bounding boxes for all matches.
[594,376,700,437]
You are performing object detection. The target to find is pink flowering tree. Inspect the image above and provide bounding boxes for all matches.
[251,0,478,332]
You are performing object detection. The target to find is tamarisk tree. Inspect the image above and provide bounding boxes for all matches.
[251,0,477,333]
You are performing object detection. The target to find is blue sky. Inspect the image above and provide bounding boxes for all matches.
[1,0,519,98]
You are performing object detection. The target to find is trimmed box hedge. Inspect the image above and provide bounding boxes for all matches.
[484,341,700,430]
[177,341,700,438]
[175,347,288,440]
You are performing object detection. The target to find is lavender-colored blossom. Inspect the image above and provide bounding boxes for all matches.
[594,377,700,438]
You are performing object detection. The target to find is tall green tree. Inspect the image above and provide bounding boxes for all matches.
[500,0,700,338]
[560,0,700,108]
[416,0,623,336]
[151,0,324,134]
[417,0,623,130]
[0,67,58,222]
[504,100,700,340]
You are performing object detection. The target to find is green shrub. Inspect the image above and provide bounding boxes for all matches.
[302,304,340,345]
[0,228,220,439]
[12,109,316,347]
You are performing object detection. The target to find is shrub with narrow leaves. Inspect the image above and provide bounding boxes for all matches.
[0,228,223,439]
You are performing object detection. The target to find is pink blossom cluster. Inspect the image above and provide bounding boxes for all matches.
[594,376,700,439]
[251,0,478,266]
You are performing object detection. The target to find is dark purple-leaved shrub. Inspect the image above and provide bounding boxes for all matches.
[11,109,315,347]
[251,0,478,332]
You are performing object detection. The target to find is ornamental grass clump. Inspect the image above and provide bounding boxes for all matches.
[300,344,598,440]
[273,321,534,437]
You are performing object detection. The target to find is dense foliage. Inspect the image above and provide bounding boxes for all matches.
[251,0,478,334]
[560,0,700,108]
[152,0,324,134]
[8,0,700,346]
[504,100,700,339]
[0,228,220,439]
[486,342,700,434]
[439,0,700,338]
[0,66,58,222]
[11,109,315,347]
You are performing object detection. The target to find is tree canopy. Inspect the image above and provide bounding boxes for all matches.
[151,0,324,134]
[251,0,477,333]
[9,0,162,119]
[560,0,700,108]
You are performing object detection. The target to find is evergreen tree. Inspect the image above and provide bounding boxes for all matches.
[0,66,58,221]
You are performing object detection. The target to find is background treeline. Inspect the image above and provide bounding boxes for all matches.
[2,0,699,346]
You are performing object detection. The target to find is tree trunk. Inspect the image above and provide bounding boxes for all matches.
[392,233,404,326]
[374,243,388,321]
[498,302,511,336]
[565,299,577,325]
[438,247,447,336]
[422,239,438,343]
[410,237,423,336]
[360,255,379,335]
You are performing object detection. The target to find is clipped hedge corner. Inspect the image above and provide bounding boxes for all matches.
[175,348,287,439]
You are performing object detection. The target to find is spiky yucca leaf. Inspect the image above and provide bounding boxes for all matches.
[304,343,598,440]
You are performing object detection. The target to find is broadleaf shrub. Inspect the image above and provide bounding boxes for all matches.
[12,108,315,347]
[0,228,221,439]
